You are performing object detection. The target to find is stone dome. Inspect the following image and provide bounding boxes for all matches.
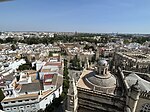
[84,71,116,94]
[83,59,116,94]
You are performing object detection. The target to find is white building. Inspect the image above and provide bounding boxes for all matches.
[2,85,62,112]
[1,56,63,112]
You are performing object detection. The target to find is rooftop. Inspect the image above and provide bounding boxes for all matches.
[2,93,38,102]
[125,73,150,92]
[77,69,93,90]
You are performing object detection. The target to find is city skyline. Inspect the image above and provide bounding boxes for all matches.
[1,0,150,33]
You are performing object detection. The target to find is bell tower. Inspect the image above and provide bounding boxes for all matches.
[67,78,78,112]
[127,80,141,112]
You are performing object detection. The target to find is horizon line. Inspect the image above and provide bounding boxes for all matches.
[1,30,150,35]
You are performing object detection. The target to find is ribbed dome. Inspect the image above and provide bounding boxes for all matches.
[83,59,116,94]
[86,72,116,87]
[84,71,116,94]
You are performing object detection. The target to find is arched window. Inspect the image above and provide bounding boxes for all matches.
[101,70,103,75]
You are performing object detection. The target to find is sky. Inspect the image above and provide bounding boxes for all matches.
[0,0,150,33]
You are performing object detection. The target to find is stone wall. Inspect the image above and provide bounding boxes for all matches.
[77,87,125,112]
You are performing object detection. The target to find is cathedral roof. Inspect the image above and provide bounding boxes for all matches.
[125,73,150,92]
[84,72,116,88]
[78,59,117,94]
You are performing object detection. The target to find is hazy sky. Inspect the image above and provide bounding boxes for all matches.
[0,0,150,33]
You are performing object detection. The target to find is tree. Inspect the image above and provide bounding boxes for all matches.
[124,39,130,44]
[24,56,30,64]
[70,55,81,70]
[84,44,90,50]
[81,61,85,67]
[91,53,96,63]
[49,52,53,57]
[0,38,4,43]
[17,58,32,71]
[11,44,16,51]
[18,64,31,71]
[0,88,4,110]
[0,89,4,101]
[5,37,14,43]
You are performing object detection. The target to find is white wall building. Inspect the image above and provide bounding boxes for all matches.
[2,85,62,112]
[1,56,63,112]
